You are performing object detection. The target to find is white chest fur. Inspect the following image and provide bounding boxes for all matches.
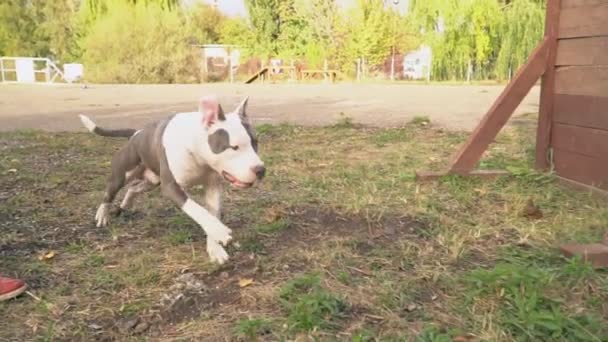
[162,113,211,188]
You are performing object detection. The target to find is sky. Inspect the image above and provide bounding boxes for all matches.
[186,0,410,18]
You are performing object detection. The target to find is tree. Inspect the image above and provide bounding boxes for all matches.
[39,0,80,62]
[187,3,224,44]
[410,0,544,81]
[495,0,545,80]
[243,0,282,58]
[338,0,417,72]
[79,0,198,83]
[293,0,339,67]
[0,0,47,57]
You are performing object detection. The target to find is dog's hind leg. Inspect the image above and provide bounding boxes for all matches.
[96,145,140,227]
[119,179,157,211]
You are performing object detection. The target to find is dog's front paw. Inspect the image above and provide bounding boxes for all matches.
[207,238,229,264]
[207,223,232,246]
[95,203,111,227]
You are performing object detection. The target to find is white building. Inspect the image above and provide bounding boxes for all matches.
[402,46,431,80]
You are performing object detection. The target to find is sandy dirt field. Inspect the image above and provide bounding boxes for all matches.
[0,83,540,132]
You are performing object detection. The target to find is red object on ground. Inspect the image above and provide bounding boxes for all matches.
[0,276,27,301]
[560,243,608,268]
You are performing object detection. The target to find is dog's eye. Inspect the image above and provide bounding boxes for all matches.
[231,145,239,151]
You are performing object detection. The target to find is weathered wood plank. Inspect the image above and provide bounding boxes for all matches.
[553,149,608,190]
[561,0,608,9]
[557,176,608,198]
[559,2,608,38]
[447,38,550,173]
[553,94,608,130]
[552,123,608,159]
[536,0,561,170]
[555,66,608,96]
[556,37,608,66]
[415,170,510,181]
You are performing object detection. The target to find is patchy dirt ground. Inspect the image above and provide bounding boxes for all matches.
[1,115,607,341]
[0,83,540,132]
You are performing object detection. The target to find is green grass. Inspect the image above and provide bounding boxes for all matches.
[255,218,290,234]
[279,273,347,332]
[465,261,605,341]
[166,229,194,245]
[233,318,273,340]
[1,119,607,341]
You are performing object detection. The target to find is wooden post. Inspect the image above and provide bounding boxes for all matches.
[0,58,5,83]
[228,47,234,83]
[45,60,50,83]
[535,0,561,171]
[362,58,366,80]
[447,37,550,173]
[356,58,361,82]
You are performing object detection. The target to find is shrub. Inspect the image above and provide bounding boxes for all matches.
[79,0,200,83]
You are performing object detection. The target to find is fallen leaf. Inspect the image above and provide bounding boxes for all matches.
[239,278,254,288]
[38,251,56,261]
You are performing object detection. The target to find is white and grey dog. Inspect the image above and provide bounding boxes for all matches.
[79,95,264,264]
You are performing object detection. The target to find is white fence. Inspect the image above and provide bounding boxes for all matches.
[0,57,67,84]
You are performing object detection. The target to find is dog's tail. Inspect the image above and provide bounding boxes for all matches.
[79,114,137,138]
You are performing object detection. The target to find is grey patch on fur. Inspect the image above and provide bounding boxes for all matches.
[98,117,171,204]
[241,120,258,152]
[93,126,137,138]
[208,129,231,154]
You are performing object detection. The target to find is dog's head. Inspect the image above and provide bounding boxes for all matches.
[199,95,264,188]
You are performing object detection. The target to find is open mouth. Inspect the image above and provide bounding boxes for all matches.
[222,171,253,188]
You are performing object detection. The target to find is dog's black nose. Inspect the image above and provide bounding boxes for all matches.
[253,165,266,180]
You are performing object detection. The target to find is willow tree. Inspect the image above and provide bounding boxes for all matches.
[411,0,502,80]
[243,0,283,58]
[495,0,545,80]
[292,0,339,67]
[410,0,544,81]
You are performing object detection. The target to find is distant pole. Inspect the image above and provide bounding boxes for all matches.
[362,58,366,79]
[228,47,234,83]
[0,58,4,83]
[389,0,399,81]
[390,43,396,80]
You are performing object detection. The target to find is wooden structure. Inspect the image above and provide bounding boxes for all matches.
[418,0,608,267]
[417,0,608,194]
[244,67,269,84]
[245,59,338,84]
[0,57,65,83]
[300,69,338,82]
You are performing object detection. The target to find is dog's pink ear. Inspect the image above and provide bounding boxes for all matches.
[199,95,225,127]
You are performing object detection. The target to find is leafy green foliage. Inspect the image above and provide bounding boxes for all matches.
[79,0,198,83]
[233,318,273,340]
[466,263,606,341]
[1,0,546,82]
[411,0,545,81]
[279,273,348,332]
